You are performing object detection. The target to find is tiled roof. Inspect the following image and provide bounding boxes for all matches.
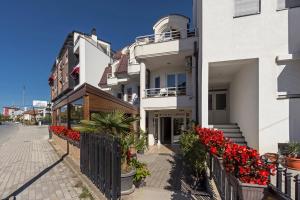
[113,51,122,60]
[23,110,39,115]
[99,65,112,87]
[115,54,128,75]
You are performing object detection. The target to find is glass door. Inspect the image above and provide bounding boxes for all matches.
[173,117,185,143]
[208,91,228,124]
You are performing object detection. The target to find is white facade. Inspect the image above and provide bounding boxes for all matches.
[194,0,300,153]
[73,32,112,89]
[133,14,197,146]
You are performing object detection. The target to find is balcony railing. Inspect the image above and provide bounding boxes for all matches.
[145,87,186,98]
[135,29,196,45]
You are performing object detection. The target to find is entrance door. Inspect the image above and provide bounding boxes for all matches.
[208,91,228,124]
[160,117,171,144]
[173,117,185,143]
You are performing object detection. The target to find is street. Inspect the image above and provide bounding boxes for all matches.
[0,124,82,200]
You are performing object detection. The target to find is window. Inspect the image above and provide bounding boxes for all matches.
[234,0,260,17]
[60,105,68,125]
[173,118,184,136]
[70,98,83,128]
[167,74,176,88]
[209,94,213,110]
[216,94,227,110]
[127,88,133,102]
[155,76,160,88]
[177,73,186,95]
[286,0,300,8]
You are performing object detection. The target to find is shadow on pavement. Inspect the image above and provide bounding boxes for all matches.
[2,153,68,200]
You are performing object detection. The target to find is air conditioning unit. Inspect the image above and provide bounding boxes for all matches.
[185,56,192,71]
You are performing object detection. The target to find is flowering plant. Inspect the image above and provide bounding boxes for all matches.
[196,127,275,185]
[196,127,230,157]
[49,126,80,142]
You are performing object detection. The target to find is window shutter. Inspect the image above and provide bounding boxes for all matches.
[287,0,300,8]
[277,0,287,10]
[234,0,261,17]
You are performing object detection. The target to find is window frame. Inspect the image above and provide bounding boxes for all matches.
[233,0,261,18]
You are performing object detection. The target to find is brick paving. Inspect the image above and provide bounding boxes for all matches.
[0,125,83,200]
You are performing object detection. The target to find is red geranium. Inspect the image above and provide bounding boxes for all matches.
[196,127,275,185]
[50,126,80,142]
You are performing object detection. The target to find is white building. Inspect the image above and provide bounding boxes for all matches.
[99,46,140,107]
[193,0,300,153]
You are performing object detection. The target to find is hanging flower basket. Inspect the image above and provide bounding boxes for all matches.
[71,66,80,79]
[48,75,54,86]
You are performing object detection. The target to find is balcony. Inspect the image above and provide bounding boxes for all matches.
[145,87,186,98]
[142,87,192,110]
[134,29,196,59]
[128,59,140,75]
[106,73,118,86]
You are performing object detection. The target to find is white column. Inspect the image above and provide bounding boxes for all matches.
[140,62,146,98]
[200,61,209,127]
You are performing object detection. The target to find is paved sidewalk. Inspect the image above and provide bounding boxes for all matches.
[0,125,83,200]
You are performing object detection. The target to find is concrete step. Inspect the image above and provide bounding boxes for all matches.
[230,137,246,143]
[212,124,238,129]
[223,132,243,138]
[218,128,240,133]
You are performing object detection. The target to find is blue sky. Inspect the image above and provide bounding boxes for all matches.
[0,0,192,111]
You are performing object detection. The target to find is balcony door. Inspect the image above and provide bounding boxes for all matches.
[209,90,228,124]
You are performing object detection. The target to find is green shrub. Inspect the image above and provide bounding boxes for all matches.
[288,142,300,158]
[130,158,150,183]
[179,130,207,178]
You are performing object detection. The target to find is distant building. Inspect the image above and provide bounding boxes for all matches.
[2,106,20,118]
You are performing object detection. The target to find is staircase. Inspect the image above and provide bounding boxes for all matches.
[211,124,247,146]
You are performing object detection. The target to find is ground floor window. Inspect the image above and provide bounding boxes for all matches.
[70,98,83,128]
[59,105,68,126]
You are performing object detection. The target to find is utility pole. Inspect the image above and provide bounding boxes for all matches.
[22,85,26,108]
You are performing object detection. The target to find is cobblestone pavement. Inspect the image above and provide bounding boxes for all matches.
[0,124,83,200]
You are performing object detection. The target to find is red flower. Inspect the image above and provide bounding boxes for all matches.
[196,126,275,185]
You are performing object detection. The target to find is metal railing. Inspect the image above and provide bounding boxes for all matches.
[145,87,186,98]
[135,29,196,44]
[269,163,300,200]
[208,153,300,200]
[80,133,121,200]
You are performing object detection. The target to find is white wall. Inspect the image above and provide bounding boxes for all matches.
[85,40,111,88]
[229,63,259,150]
[197,0,295,153]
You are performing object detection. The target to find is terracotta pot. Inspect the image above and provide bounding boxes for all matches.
[264,153,279,164]
[286,156,300,170]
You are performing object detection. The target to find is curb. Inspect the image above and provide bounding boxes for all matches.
[48,139,106,200]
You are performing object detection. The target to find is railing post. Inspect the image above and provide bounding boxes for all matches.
[295,175,300,200]
[276,166,283,192]
[209,154,213,180]
[284,169,292,197]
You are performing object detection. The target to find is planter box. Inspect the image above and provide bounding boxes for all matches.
[286,157,300,170]
[227,172,268,200]
[52,133,80,165]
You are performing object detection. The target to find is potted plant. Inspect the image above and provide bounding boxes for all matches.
[78,111,139,194]
[130,158,150,188]
[286,142,300,170]
[135,131,147,154]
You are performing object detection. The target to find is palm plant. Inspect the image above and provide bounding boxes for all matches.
[77,110,140,172]
[77,111,138,135]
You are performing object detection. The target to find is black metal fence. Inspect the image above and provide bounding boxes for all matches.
[269,164,300,200]
[80,133,121,200]
[208,153,300,200]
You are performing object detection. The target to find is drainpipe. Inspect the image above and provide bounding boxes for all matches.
[194,41,199,124]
